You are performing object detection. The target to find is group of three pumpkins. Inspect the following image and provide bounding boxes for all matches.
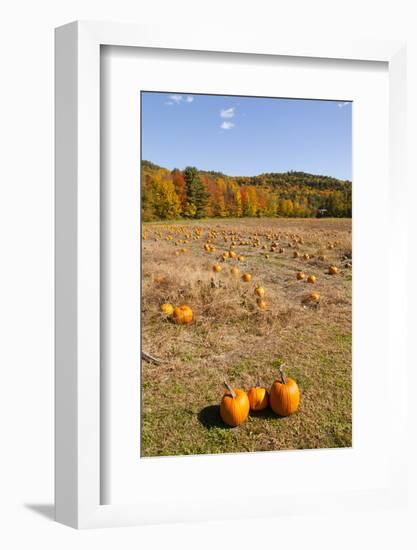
[220,366,300,427]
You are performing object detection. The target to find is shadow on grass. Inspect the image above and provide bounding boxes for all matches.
[198,404,283,429]
[198,405,230,429]
[249,407,280,420]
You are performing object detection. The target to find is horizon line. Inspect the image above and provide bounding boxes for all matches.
[141,159,352,183]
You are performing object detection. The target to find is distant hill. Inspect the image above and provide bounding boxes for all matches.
[141,161,351,221]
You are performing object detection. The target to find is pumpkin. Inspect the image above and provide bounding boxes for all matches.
[238,255,245,262]
[172,305,193,325]
[220,382,250,427]
[307,275,317,284]
[160,303,174,316]
[247,384,269,411]
[293,251,300,258]
[242,273,252,283]
[154,275,165,284]
[309,291,320,303]
[296,271,305,280]
[256,298,268,310]
[254,286,265,297]
[328,265,338,275]
[230,266,240,277]
[303,254,310,261]
[212,264,222,273]
[269,364,300,416]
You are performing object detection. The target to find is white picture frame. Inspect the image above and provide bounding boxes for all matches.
[55,20,407,529]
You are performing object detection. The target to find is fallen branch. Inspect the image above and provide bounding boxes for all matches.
[141,351,164,364]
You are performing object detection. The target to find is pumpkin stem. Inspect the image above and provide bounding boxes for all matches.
[278,364,286,384]
[223,380,236,398]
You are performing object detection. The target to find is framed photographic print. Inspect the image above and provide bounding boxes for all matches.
[55,21,408,528]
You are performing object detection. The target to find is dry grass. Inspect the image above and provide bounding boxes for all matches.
[141,218,352,456]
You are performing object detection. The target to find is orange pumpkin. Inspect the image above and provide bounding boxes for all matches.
[269,365,300,416]
[256,298,268,310]
[307,275,317,284]
[328,265,338,275]
[230,266,240,277]
[247,384,269,411]
[242,273,252,283]
[238,255,245,262]
[220,382,250,427]
[172,305,193,325]
[254,286,265,297]
[309,291,320,303]
[296,271,305,280]
[212,264,222,273]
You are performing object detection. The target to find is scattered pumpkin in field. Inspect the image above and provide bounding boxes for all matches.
[307,275,317,284]
[242,273,252,282]
[154,275,165,284]
[212,264,222,273]
[174,251,180,256]
[160,303,174,316]
[296,271,305,280]
[181,248,188,254]
[256,298,268,310]
[229,251,237,259]
[309,291,320,303]
[238,255,245,262]
[172,305,193,325]
[230,266,240,277]
[328,265,338,275]
[269,364,300,417]
[254,286,265,297]
[303,254,310,261]
[247,384,269,411]
[293,251,300,258]
[220,381,250,427]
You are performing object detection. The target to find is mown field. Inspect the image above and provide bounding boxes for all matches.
[141,218,352,457]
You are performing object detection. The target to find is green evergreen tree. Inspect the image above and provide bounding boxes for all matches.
[183,166,209,218]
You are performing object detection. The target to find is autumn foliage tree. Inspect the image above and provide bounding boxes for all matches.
[141,161,352,221]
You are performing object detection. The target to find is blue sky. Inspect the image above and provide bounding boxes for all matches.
[141,92,352,180]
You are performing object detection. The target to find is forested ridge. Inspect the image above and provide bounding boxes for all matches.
[141,160,352,221]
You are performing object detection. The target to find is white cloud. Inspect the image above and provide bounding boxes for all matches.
[165,94,194,105]
[220,107,235,118]
[169,94,183,104]
[338,101,350,108]
[220,121,235,130]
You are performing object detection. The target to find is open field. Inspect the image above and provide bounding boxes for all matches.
[141,218,352,457]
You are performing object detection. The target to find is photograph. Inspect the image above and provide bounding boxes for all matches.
[140,91,352,457]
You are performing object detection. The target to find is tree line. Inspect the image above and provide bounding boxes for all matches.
[141,160,352,221]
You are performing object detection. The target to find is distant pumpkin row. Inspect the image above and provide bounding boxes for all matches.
[220,365,300,427]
